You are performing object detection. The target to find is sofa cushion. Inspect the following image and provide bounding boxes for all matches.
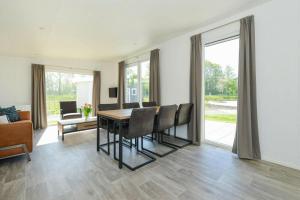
[0,115,9,124]
[0,106,20,122]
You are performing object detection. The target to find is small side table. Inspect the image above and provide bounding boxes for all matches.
[0,144,31,161]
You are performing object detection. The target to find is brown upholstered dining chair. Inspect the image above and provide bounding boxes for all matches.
[141,105,177,157]
[174,103,193,137]
[60,101,82,120]
[142,101,158,107]
[113,107,157,170]
[98,103,120,155]
[122,102,140,109]
[162,103,193,148]
[98,104,120,111]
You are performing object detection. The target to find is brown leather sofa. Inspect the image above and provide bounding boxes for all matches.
[0,111,33,158]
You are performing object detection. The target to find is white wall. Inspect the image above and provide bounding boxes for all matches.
[134,0,300,169]
[0,56,118,107]
[76,81,93,106]
[0,56,32,107]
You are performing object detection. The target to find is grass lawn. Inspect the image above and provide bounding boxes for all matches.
[46,94,76,115]
[205,114,237,123]
[205,95,237,101]
[47,121,58,126]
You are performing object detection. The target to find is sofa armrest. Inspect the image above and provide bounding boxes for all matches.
[0,120,33,152]
[18,111,31,121]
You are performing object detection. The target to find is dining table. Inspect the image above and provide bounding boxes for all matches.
[97,107,159,169]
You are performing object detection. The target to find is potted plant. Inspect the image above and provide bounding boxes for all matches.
[82,103,92,120]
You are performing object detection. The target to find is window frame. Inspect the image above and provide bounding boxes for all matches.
[124,59,150,104]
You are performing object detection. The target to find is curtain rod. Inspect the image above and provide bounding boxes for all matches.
[125,60,149,66]
[44,64,98,72]
[205,34,240,47]
[122,50,151,63]
[200,15,252,35]
[200,19,240,35]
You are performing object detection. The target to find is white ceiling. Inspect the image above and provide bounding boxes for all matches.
[0,0,268,61]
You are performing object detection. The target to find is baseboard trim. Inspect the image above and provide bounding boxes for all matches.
[260,157,300,171]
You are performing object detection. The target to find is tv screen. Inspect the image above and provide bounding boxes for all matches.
[109,87,118,98]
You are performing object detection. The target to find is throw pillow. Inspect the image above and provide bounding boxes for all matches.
[0,106,20,122]
[0,115,9,124]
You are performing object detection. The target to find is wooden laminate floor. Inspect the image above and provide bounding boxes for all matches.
[1,127,300,200]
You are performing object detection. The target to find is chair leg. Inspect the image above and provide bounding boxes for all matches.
[114,136,156,171]
[141,136,144,149]
[161,125,192,148]
[22,144,31,161]
[141,133,177,157]
[174,125,177,137]
[159,131,164,143]
[99,119,114,155]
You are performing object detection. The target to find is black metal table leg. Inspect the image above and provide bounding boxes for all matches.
[114,132,117,159]
[118,121,123,169]
[107,126,110,155]
[97,115,100,151]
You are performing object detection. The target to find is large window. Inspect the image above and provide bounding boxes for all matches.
[125,60,150,103]
[204,37,239,147]
[45,70,93,125]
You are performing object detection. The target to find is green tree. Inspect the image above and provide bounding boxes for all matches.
[224,65,235,79]
[204,61,224,95]
[205,61,238,97]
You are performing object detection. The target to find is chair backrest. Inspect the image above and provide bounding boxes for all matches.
[142,101,157,107]
[98,103,120,111]
[123,102,140,109]
[176,103,193,126]
[60,101,77,114]
[125,108,157,139]
[156,105,178,132]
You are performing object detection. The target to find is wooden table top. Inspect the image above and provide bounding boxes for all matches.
[97,107,159,120]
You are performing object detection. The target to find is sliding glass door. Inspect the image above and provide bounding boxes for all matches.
[45,70,93,125]
[204,38,239,147]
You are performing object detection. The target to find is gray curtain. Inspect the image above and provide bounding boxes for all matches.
[31,64,47,129]
[149,49,161,104]
[232,16,261,159]
[188,34,202,145]
[118,61,125,108]
[92,71,101,116]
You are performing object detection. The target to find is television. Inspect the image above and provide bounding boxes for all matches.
[109,87,118,98]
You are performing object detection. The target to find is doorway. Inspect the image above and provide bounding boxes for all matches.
[204,37,239,147]
[45,70,93,126]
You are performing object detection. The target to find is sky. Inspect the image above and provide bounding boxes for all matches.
[204,38,239,75]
